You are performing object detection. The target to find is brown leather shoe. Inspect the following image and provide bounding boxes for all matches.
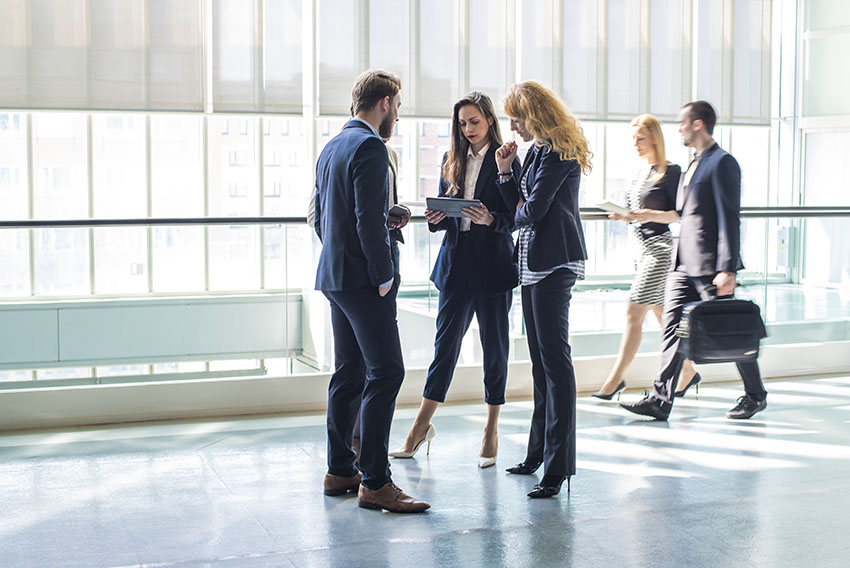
[323,472,362,496]
[358,482,430,513]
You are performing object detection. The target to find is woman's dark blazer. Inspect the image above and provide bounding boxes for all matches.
[429,146,522,293]
[635,163,681,239]
[497,144,587,272]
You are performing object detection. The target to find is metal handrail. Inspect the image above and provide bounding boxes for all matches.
[1,206,849,228]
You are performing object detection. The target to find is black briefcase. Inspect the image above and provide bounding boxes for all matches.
[677,297,767,364]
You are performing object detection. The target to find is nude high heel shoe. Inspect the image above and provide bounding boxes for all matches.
[478,435,498,468]
[389,424,436,458]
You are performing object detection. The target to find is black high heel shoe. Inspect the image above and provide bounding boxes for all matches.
[591,380,626,401]
[528,475,570,498]
[674,373,701,398]
[505,460,542,475]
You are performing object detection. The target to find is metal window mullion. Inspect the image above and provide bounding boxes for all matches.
[258,116,265,289]
[146,115,154,293]
[26,113,35,298]
[203,115,210,292]
[87,114,95,295]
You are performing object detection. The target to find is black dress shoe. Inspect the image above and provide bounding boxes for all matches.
[528,475,569,498]
[505,460,542,475]
[591,380,626,401]
[726,394,767,419]
[674,373,701,398]
[619,396,670,420]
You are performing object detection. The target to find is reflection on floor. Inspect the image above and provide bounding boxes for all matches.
[1,375,849,567]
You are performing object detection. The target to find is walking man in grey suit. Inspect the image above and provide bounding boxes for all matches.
[620,100,768,421]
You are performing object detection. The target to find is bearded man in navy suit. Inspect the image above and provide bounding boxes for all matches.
[313,69,429,513]
[620,100,768,421]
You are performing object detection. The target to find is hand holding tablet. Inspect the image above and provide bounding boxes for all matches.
[425,196,483,218]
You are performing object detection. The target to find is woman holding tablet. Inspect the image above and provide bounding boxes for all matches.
[389,91,521,468]
[495,81,592,498]
[592,114,699,400]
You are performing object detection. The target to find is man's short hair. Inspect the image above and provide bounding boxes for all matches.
[351,69,402,115]
[682,100,717,135]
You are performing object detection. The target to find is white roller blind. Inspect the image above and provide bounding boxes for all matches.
[212,0,302,113]
[0,0,203,111]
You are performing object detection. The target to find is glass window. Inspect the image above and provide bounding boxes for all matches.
[151,226,204,292]
[93,227,148,294]
[730,126,770,206]
[92,115,146,218]
[208,225,261,291]
[208,117,259,217]
[151,115,203,217]
[32,113,88,219]
[732,0,767,120]
[33,228,90,295]
[0,113,29,220]
[802,32,850,117]
[418,121,451,200]
[0,229,30,297]
[263,118,309,217]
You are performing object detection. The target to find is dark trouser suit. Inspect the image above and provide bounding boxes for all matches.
[652,270,767,403]
[521,268,578,478]
[423,235,512,405]
[324,278,405,491]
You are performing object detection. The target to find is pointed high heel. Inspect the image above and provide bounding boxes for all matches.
[506,460,542,475]
[478,434,498,468]
[389,424,436,458]
[674,373,702,398]
[591,380,626,401]
[528,475,567,498]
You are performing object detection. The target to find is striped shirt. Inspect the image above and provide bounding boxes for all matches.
[517,147,586,286]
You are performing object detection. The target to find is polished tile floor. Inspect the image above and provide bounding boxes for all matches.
[2,375,850,567]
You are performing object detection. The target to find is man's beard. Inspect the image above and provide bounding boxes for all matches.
[378,112,395,139]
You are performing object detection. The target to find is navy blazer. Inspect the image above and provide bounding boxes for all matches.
[314,120,394,291]
[498,144,588,271]
[673,143,743,276]
[429,146,522,293]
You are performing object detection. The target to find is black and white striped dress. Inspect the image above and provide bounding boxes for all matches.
[626,166,673,306]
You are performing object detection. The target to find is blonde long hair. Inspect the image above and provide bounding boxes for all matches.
[442,91,504,196]
[631,114,667,183]
[502,81,592,175]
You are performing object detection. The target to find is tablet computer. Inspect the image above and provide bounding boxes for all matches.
[426,196,482,218]
[596,200,632,216]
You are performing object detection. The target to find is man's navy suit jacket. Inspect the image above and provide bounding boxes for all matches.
[673,143,744,277]
[314,120,394,291]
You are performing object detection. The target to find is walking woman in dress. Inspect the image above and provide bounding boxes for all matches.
[389,91,521,467]
[495,81,592,497]
[592,114,699,401]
